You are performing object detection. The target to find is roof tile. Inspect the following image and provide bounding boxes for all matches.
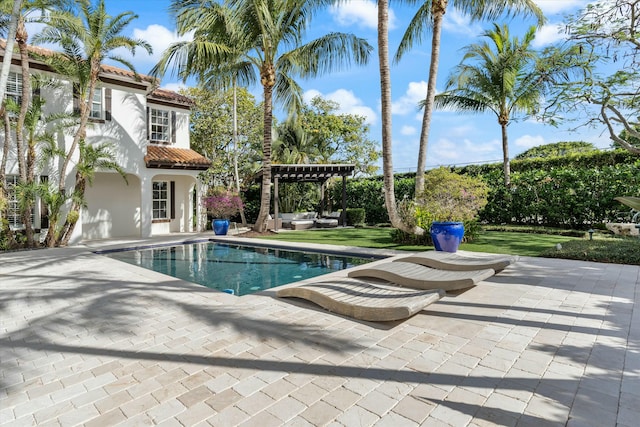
[145,146,211,170]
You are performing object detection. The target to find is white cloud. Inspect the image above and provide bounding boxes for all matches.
[392,81,429,115]
[533,23,566,47]
[515,134,546,148]
[161,82,188,93]
[304,88,377,125]
[401,125,416,136]
[428,136,503,166]
[120,24,192,67]
[329,0,396,30]
[533,0,589,15]
[443,9,482,37]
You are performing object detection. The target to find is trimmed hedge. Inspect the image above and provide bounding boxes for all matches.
[328,149,640,229]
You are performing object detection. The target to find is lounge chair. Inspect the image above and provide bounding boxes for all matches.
[348,261,495,292]
[276,278,444,321]
[396,251,513,272]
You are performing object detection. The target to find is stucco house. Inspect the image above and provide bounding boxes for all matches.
[1,42,211,244]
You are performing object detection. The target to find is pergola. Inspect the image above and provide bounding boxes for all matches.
[257,164,356,230]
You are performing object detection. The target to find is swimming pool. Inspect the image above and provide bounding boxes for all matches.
[103,241,376,296]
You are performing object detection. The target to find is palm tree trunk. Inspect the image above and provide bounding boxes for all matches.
[1,110,17,248]
[232,82,247,226]
[0,0,21,105]
[16,17,35,247]
[501,122,511,187]
[415,0,447,195]
[254,80,273,233]
[378,0,422,235]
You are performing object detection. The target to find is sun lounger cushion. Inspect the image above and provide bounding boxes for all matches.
[396,251,513,272]
[276,278,444,321]
[348,261,495,291]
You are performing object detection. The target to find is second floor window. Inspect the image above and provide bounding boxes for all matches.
[6,72,22,106]
[73,85,111,122]
[150,108,170,143]
[90,89,103,119]
[148,107,176,144]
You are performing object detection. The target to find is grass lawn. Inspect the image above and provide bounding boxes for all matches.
[255,227,576,257]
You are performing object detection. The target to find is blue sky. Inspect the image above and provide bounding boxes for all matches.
[95,0,603,173]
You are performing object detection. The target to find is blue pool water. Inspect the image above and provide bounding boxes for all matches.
[104,241,375,296]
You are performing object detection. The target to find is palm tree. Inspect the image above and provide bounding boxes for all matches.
[378,0,419,234]
[433,24,541,186]
[155,0,372,232]
[33,0,151,244]
[2,0,68,247]
[396,0,544,194]
[0,0,21,106]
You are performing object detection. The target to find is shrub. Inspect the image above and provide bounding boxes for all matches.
[346,208,366,226]
[416,167,489,222]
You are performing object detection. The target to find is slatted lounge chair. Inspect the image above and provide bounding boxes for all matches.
[396,251,513,272]
[276,278,444,321]
[348,261,495,292]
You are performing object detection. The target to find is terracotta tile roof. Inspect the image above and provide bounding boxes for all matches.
[1,39,156,83]
[148,88,193,106]
[145,146,211,170]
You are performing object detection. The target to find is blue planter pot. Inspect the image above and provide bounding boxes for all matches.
[212,219,230,235]
[430,221,464,253]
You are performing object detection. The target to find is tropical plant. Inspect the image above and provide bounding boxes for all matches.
[395,0,544,194]
[57,141,127,246]
[155,0,372,232]
[33,0,151,245]
[433,24,540,186]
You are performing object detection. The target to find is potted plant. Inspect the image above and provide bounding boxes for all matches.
[203,188,244,235]
[415,167,489,252]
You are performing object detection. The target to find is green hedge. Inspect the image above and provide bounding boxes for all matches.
[327,149,640,228]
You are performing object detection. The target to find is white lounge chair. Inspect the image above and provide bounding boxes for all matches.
[276,278,444,321]
[396,251,514,272]
[348,261,495,292]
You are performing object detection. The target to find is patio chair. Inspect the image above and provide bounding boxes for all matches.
[276,278,444,321]
[348,261,495,292]
[396,251,514,273]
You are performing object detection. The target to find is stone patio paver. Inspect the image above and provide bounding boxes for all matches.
[1,235,639,426]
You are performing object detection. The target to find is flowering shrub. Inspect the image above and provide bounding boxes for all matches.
[203,189,243,219]
[416,167,489,222]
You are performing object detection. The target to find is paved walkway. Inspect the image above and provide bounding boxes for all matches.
[1,235,638,426]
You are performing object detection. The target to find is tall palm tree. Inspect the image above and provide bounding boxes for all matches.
[155,0,372,232]
[3,0,68,247]
[433,24,542,186]
[33,0,151,245]
[396,0,544,194]
[378,0,419,234]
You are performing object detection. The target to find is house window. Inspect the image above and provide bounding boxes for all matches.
[73,86,111,121]
[152,181,169,220]
[5,72,22,107]
[5,175,34,229]
[90,89,103,119]
[150,108,170,143]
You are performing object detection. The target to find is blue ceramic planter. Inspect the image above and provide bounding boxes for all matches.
[212,219,230,235]
[430,221,464,252]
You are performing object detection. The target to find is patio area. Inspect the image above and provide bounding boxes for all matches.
[1,234,638,426]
